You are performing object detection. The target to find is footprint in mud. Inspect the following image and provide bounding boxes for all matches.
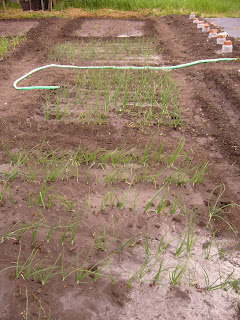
[165,286,192,318]
[167,286,191,303]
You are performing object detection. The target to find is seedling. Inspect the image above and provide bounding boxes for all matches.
[69,218,83,245]
[144,227,154,257]
[127,268,138,288]
[207,184,239,235]
[156,186,169,214]
[157,228,172,255]
[165,138,185,167]
[36,253,62,285]
[191,161,210,185]
[145,183,168,213]
[25,287,29,320]
[31,217,45,245]
[119,232,140,254]
[202,267,237,291]
[0,221,27,244]
[76,244,114,284]
[2,142,31,166]
[175,211,196,257]
[186,259,198,286]
[16,223,33,244]
[94,220,121,252]
[46,222,59,243]
[61,220,73,246]
[169,259,189,286]
[15,246,38,279]
[169,192,182,215]
[108,267,122,285]
[0,183,9,205]
[0,35,26,60]
[61,249,82,281]
[154,260,171,285]
[58,194,75,212]
[138,254,161,284]
[112,183,133,210]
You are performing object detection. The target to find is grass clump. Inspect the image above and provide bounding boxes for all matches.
[0,34,26,60]
[55,0,240,16]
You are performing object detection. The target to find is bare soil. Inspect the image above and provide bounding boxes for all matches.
[0,15,240,320]
[0,20,39,37]
[76,19,146,37]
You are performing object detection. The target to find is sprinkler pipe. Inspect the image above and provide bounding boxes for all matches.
[13,58,238,90]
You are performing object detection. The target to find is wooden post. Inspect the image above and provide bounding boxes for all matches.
[2,0,6,13]
[48,0,52,11]
[29,0,32,11]
[41,0,44,10]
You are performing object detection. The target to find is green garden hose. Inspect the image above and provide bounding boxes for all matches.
[13,58,238,90]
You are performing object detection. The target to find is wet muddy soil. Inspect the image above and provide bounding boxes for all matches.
[0,15,240,320]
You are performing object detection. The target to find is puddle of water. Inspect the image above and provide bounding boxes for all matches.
[117,31,144,37]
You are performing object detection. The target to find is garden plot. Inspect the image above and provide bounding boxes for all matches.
[42,32,168,127]
[0,139,239,320]
[0,20,39,37]
[48,37,162,65]
[40,69,181,127]
[76,19,146,37]
[0,16,240,320]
